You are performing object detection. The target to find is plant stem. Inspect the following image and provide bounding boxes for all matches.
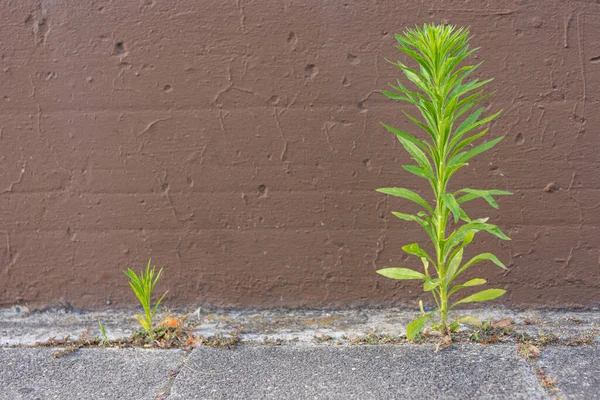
[436,138,449,335]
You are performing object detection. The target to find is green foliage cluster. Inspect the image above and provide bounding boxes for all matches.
[123,260,168,341]
[376,23,511,338]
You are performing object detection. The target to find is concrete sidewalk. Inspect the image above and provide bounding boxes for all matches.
[1,344,599,399]
[1,308,599,399]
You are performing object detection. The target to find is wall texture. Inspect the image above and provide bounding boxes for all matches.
[0,0,599,309]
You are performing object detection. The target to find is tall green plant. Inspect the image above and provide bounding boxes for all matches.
[376,23,511,339]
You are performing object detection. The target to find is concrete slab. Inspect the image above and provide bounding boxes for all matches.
[0,348,183,400]
[0,307,140,345]
[537,345,600,399]
[169,344,546,399]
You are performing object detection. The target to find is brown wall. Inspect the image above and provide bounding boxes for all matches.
[1,0,599,309]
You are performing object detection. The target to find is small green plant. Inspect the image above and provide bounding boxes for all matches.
[123,260,168,341]
[376,23,511,339]
[98,321,109,346]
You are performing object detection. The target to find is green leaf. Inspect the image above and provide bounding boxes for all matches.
[456,188,512,209]
[376,268,426,280]
[424,278,441,291]
[449,278,487,295]
[450,129,487,157]
[452,288,506,307]
[402,243,433,262]
[453,107,484,139]
[458,316,482,326]
[381,90,411,102]
[450,136,505,166]
[398,136,435,177]
[443,221,484,252]
[449,322,460,332]
[152,290,168,318]
[450,78,494,100]
[445,220,510,253]
[482,224,511,241]
[135,314,151,332]
[420,257,430,276]
[403,165,434,180]
[456,90,495,117]
[442,193,462,223]
[453,110,502,146]
[381,123,429,152]
[377,188,433,214]
[445,162,469,182]
[402,111,436,141]
[463,278,487,286]
[445,248,463,282]
[406,315,429,340]
[391,212,428,229]
[396,61,433,96]
[455,253,507,279]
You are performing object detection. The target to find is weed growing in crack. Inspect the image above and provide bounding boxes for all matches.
[536,369,559,393]
[184,328,243,349]
[517,342,541,359]
[98,321,109,346]
[124,259,168,342]
[313,334,335,344]
[263,336,285,346]
[375,23,511,340]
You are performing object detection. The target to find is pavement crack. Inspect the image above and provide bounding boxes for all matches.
[516,344,561,399]
[155,350,192,399]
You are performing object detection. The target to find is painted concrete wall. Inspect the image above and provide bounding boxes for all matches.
[0,0,599,309]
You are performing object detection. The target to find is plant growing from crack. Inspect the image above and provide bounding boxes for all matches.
[124,260,168,341]
[376,23,511,339]
[98,321,109,346]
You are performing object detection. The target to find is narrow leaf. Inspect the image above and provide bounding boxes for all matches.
[450,136,504,166]
[449,278,487,295]
[456,188,512,209]
[455,253,508,279]
[391,212,428,229]
[403,165,434,180]
[450,129,488,156]
[450,78,494,100]
[424,278,440,291]
[381,90,411,102]
[376,268,426,280]
[452,288,506,307]
[152,290,169,318]
[462,278,487,286]
[402,243,433,262]
[396,136,435,177]
[445,162,469,182]
[453,107,484,139]
[402,111,436,141]
[445,221,510,253]
[381,122,429,151]
[445,248,463,282]
[442,193,462,223]
[377,188,433,213]
[406,315,428,340]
